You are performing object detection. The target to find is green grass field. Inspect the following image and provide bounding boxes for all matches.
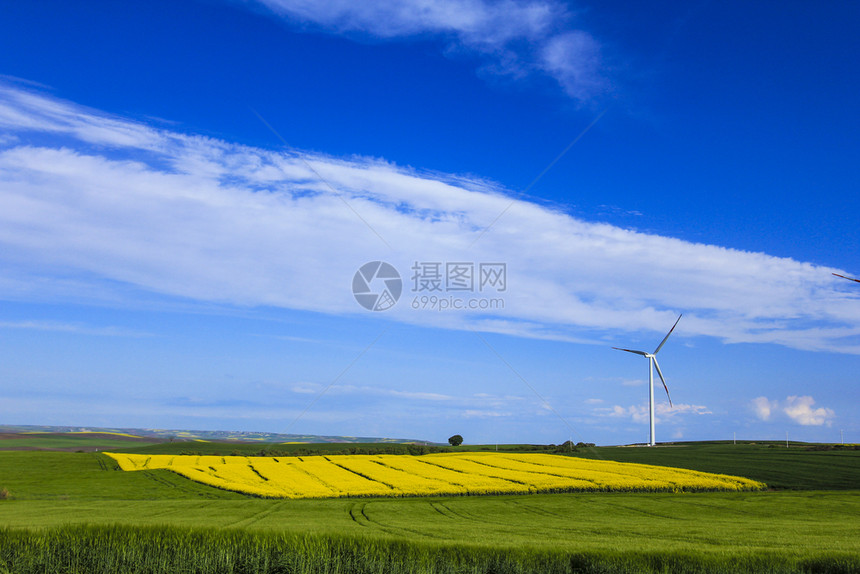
[0,437,160,451]
[1,442,858,573]
[572,442,860,490]
[0,431,160,452]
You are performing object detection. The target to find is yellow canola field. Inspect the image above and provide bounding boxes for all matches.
[105,452,765,499]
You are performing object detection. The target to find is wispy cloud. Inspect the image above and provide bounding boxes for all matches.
[0,320,150,337]
[289,382,518,407]
[250,0,607,103]
[537,30,604,101]
[2,85,860,353]
[463,409,511,418]
[752,395,836,427]
[598,402,711,424]
[214,381,526,427]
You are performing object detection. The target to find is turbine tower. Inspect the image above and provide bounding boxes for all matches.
[613,315,682,447]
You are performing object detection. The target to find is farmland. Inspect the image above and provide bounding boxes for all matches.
[0,431,160,452]
[105,451,764,498]
[0,440,858,573]
[572,441,860,490]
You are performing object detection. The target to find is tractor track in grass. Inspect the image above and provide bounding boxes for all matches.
[92,453,110,471]
[222,501,287,529]
[429,501,454,519]
[348,501,443,539]
[428,501,459,520]
[130,502,207,522]
[427,499,592,539]
[674,497,761,517]
[347,501,371,527]
[431,501,483,523]
[139,469,228,498]
[598,498,686,520]
[428,500,512,527]
[504,498,564,518]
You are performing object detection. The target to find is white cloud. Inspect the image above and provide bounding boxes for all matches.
[290,382,322,394]
[599,402,711,424]
[389,389,453,401]
[289,382,476,404]
[751,396,774,421]
[783,395,835,427]
[463,409,510,418]
[2,85,860,353]
[750,395,836,426]
[667,403,712,416]
[255,0,557,42]
[538,30,605,101]
[250,0,606,102]
[324,385,456,402]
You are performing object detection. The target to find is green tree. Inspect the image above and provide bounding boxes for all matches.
[448,434,463,447]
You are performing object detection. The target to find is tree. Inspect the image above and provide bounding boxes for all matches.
[448,434,463,447]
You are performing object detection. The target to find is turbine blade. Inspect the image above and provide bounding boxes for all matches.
[653,314,682,355]
[833,273,860,284]
[652,357,673,407]
[612,347,649,357]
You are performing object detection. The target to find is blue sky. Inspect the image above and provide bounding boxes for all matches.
[0,0,858,445]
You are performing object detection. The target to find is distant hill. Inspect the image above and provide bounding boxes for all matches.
[0,424,430,444]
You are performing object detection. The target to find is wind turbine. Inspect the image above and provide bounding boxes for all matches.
[613,314,682,447]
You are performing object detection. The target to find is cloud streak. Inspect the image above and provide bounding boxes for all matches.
[0,320,150,337]
[2,84,860,352]
[599,402,711,425]
[250,0,607,102]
